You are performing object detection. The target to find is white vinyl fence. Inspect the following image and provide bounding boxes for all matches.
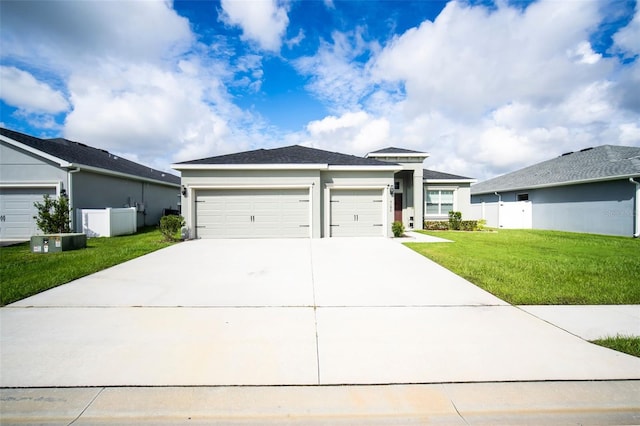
[77,207,137,237]
[470,201,532,229]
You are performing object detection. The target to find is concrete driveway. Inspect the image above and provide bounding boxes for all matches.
[1,238,639,387]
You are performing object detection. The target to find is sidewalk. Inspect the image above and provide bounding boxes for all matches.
[2,381,638,425]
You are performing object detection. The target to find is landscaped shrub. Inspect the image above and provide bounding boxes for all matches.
[424,219,479,231]
[448,211,462,230]
[477,219,487,231]
[460,220,479,231]
[33,194,71,234]
[392,221,405,237]
[159,215,185,242]
[424,220,449,230]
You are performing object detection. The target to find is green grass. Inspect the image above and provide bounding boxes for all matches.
[407,230,640,305]
[0,228,175,306]
[592,336,640,357]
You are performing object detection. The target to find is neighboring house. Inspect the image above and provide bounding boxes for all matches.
[470,145,640,237]
[0,128,181,240]
[173,145,475,239]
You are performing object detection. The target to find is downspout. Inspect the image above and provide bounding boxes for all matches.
[494,192,501,228]
[630,178,640,238]
[67,167,81,232]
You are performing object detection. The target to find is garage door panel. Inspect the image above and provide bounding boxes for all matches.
[0,187,57,239]
[330,189,385,237]
[195,189,309,239]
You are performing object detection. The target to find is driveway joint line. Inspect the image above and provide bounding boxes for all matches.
[66,386,104,425]
[309,240,321,385]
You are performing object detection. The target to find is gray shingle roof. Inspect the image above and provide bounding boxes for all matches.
[1,127,180,185]
[176,145,396,166]
[424,169,474,181]
[471,145,640,195]
[368,147,426,154]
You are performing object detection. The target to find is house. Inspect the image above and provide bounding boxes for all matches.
[172,145,475,239]
[470,145,640,237]
[0,127,181,240]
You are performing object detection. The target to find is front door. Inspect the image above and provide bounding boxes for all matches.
[394,193,403,222]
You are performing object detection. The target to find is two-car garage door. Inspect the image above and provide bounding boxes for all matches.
[195,189,310,239]
[194,187,386,238]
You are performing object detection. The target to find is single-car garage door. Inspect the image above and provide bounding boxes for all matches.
[0,187,56,240]
[330,189,385,237]
[195,188,310,238]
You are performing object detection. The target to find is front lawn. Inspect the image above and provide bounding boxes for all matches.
[0,227,175,306]
[407,230,640,305]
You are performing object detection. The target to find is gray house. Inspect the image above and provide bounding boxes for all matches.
[173,145,474,239]
[0,128,181,240]
[470,145,640,237]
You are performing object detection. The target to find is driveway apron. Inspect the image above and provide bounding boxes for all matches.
[1,238,639,387]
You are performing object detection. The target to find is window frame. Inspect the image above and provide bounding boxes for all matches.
[425,187,457,217]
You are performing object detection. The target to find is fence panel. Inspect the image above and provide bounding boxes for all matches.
[470,201,531,229]
[77,207,136,237]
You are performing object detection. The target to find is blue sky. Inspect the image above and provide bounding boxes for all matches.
[1,0,639,180]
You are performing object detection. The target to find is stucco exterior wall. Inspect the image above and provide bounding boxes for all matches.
[471,180,636,236]
[72,171,179,229]
[0,142,67,186]
[532,180,635,236]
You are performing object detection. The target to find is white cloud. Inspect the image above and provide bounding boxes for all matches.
[568,41,602,65]
[613,5,640,58]
[0,66,69,113]
[293,0,639,180]
[305,111,390,155]
[373,0,607,119]
[0,0,267,171]
[294,28,377,112]
[219,0,289,52]
[62,59,261,170]
[285,28,305,49]
[0,0,192,69]
[619,122,640,145]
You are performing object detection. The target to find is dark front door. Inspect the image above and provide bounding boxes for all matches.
[394,193,403,222]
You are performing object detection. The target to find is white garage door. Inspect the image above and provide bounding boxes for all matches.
[330,189,385,237]
[195,188,310,238]
[0,187,56,240]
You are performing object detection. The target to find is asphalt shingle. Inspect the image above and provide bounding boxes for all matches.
[368,147,427,154]
[176,145,396,167]
[423,169,473,180]
[1,128,179,185]
[471,145,640,194]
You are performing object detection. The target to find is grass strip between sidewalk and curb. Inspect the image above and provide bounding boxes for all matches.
[0,227,176,306]
[406,229,640,305]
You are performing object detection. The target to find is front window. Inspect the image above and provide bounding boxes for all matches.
[426,189,454,216]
